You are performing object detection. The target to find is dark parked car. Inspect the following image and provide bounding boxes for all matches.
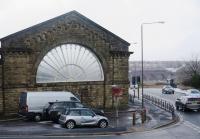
[162,85,174,94]
[43,102,54,120]
[44,101,105,123]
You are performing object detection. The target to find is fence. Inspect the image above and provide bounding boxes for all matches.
[143,94,175,118]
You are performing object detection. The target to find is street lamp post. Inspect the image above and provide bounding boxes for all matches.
[141,21,164,108]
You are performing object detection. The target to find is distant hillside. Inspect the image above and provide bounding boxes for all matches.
[129,61,185,82]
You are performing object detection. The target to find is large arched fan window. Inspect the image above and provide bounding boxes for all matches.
[36,44,104,83]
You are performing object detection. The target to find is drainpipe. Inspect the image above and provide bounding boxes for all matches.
[112,54,115,108]
[1,47,5,114]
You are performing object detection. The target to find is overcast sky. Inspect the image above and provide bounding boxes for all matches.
[0,0,200,61]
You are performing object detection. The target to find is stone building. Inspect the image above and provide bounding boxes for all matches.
[0,11,132,114]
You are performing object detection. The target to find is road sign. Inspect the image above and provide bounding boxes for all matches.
[112,85,123,97]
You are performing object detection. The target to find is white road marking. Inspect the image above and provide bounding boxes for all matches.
[52,124,62,128]
[38,121,63,129]
[38,121,52,124]
[183,121,200,134]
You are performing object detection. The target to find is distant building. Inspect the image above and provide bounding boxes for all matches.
[0,11,132,113]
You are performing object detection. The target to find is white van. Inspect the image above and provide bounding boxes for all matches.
[19,91,80,121]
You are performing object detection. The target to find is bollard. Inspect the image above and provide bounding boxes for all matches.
[171,106,175,119]
[132,112,136,125]
[141,109,146,123]
[143,108,146,121]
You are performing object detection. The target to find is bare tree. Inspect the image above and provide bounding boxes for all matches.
[183,56,200,76]
[176,55,200,87]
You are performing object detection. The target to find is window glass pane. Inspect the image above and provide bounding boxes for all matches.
[69,110,80,116]
[36,44,104,83]
[81,110,94,116]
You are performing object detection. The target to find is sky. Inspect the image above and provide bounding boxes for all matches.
[0,0,200,61]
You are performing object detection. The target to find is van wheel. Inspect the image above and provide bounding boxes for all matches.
[34,114,42,122]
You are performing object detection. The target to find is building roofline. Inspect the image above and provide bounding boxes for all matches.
[0,10,130,46]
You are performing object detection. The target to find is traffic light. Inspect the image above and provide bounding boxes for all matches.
[132,76,136,85]
[132,76,141,85]
[137,76,140,84]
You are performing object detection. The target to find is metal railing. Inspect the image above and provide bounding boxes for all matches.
[143,94,175,118]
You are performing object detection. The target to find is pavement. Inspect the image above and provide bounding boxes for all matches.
[0,99,179,136]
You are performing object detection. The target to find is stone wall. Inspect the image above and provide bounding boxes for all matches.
[1,53,130,113]
[0,65,3,113]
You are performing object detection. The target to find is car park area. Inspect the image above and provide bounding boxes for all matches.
[0,109,138,136]
[0,99,175,137]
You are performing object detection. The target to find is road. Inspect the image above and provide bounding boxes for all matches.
[144,88,200,127]
[0,122,199,139]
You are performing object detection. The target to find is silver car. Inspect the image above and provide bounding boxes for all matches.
[59,108,108,129]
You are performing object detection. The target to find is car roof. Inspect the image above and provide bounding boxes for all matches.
[69,108,90,110]
[49,101,81,104]
[187,89,200,92]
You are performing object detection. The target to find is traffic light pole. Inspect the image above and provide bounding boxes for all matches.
[137,85,139,100]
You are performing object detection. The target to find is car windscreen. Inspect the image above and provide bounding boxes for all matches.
[191,90,200,94]
[70,102,84,108]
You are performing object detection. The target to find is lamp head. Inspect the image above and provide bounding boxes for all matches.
[157,21,165,24]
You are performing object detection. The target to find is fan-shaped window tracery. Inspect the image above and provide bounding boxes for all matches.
[36,44,104,83]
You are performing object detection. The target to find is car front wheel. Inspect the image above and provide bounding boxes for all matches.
[98,120,108,128]
[65,120,75,129]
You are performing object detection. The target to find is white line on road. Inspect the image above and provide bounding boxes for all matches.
[38,121,52,124]
[52,124,62,128]
[183,121,200,134]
